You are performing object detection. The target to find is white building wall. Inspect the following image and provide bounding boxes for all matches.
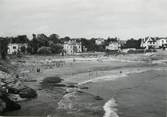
[157,39,167,48]
[106,42,120,50]
[63,42,82,55]
[8,44,19,54]
[8,43,28,54]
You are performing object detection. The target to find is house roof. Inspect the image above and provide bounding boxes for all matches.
[143,37,156,43]
[64,40,81,45]
[143,37,167,43]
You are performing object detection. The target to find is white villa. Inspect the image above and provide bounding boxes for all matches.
[106,40,121,51]
[63,40,82,55]
[140,37,157,49]
[8,43,28,54]
[95,38,105,45]
[141,37,167,49]
[156,37,167,48]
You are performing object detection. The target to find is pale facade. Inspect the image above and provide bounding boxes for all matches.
[156,38,167,48]
[95,38,104,45]
[141,37,167,49]
[63,40,82,55]
[8,43,28,54]
[106,42,121,51]
[140,37,157,49]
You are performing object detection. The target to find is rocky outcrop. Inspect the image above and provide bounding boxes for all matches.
[58,91,104,116]
[0,70,37,113]
[0,93,21,112]
[19,87,37,98]
[40,76,63,88]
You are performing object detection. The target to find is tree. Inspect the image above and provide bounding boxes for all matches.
[60,36,70,43]
[81,38,96,52]
[37,46,52,55]
[50,43,63,54]
[123,38,141,49]
[36,34,49,47]
[20,46,26,54]
[27,34,49,54]
[49,34,60,43]
[11,35,29,44]
[0,38,9,59]
[27,35,39,54]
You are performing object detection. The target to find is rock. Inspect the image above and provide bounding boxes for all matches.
[24,79,37,82]
[42,76,63,84]
[54,83,66,87]
[0,98,6,113]
[94,96,103,100]
[41,76,63,88]
[78,85,89,89]
[9,94,26,102]
[19,87,37,98]
[0,94,21,112]
[8,80,25,91]
[66,83,78,88]
[8,87,19,94]
[58,91,104,115]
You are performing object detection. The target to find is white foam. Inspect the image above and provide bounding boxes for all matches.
[78,74,126,85]
[78,68,147,85]
[103,98,119,117]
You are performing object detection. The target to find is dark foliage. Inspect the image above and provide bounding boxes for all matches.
[0,38,9,59]
[41,76,63,88]
[37,46,52,55]
[81,38,97,52]
[0,93,21,112]
[123,38,142,49]
[10,35,29,44]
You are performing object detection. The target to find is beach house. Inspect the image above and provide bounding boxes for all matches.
[63,39,82,55]
[140,37,157,49]
[95,38,105,45]
[8,43,28,54]
[156,37,167,48]
[105,40,121,51]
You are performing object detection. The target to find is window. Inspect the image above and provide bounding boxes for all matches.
[162,40,164,43]
[13,46,16,49]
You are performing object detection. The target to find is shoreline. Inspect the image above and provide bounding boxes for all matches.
[83,68,166,117]
[2,53,167,116]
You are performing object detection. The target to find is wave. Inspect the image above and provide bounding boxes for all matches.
[103,98,119,117]
[78,68,148,85]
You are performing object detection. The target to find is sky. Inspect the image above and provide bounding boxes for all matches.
[0,0,167,40]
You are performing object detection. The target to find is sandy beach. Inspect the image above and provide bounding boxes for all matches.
[3,52,167,117]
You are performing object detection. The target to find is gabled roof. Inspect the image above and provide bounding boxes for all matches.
[143,37,156,43]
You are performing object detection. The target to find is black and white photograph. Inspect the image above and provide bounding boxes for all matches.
[0,0,166,117]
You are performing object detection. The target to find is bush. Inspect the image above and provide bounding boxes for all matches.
[42,76,63,84]
[41,76,63,88]
[37,46,52,55]
[50,44,63,54]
